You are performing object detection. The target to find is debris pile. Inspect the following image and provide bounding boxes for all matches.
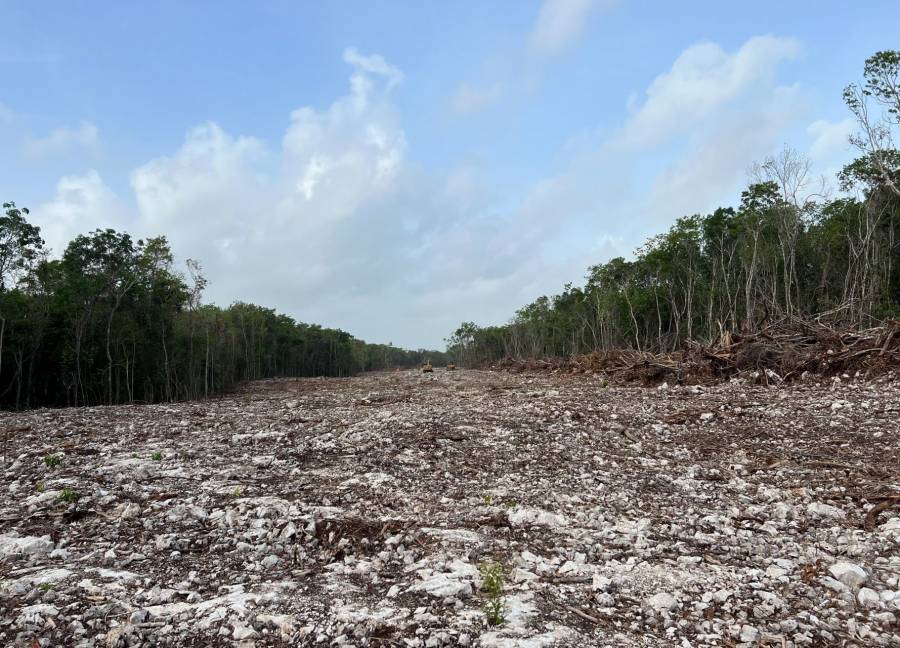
[493,318,900,385]
[1,368,899,646]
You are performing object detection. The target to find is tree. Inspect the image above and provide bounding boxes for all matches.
[60,230,141,404]
[0,203,44,394]
[844,51,900,198]
[0,211,438,409]
[753,146,823,316]
[0,202,44,292]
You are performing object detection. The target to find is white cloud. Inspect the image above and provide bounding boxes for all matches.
[615,36,800,150]
[644,88,806,235]
[807,118,854,161]
[449,83,503,115]
[34,170,126,254]
[530,0,613,54]
[123,50,435,341]
[342,47,404,91]
[130,122,268,259]
[24,121,99,160]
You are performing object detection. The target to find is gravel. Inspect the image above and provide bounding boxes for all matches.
[1,368,899,646]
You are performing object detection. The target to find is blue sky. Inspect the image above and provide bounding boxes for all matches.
[2,1,898,347]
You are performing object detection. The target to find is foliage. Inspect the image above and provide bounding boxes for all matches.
[0,205,446,409]
[0,202,44,292]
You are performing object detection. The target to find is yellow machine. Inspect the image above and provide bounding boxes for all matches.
[422,361,434,373]
[447,363,456,371]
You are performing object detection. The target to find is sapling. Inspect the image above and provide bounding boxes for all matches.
[479,561,506,626]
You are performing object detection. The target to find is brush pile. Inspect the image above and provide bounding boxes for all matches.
[492,318,900,384]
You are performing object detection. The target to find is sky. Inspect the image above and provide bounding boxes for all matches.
[2,1,898,349]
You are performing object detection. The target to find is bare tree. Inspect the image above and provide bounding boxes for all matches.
[752,146,826,316]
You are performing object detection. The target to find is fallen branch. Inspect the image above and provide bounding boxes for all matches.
[864,497,900,532]
[563,604,603,625]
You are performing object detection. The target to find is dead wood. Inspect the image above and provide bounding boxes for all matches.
[490,318,900,384]
[864,497,900,532]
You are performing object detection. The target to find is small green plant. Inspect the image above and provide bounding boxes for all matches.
[600,379,609,388]
[482,493,494,505]
[151,451,163,461]
[35,481,45,492]
[44,454,62,468]
[503,499,517,510]
[59,488,79,503]
[243,394,252,405]
[232,487,243,497]
[479,561,506,626]
[481,561,505,596]
[38,582,52,592]
[485,597,505,626]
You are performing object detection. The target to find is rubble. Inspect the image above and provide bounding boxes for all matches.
[1,368,899,646]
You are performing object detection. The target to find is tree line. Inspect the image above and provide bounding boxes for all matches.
[0,209,446,409]
[447,51,900,366]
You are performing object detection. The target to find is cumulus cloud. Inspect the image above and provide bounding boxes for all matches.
[34,170,127,254]
[279,64,406,219]
[131,123,268,267]
[530,0,613,54]
[24,121,99,160]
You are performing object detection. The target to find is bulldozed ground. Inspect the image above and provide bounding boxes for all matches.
[1,367,899,647]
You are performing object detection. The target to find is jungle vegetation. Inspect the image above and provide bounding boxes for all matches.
[0,212,445,408]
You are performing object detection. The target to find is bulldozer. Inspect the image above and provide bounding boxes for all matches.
[422,360,434,373]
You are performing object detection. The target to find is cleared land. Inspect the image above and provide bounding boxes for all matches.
[1,368,899,647]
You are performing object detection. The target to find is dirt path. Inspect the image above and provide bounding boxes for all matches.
[1,369,899,646]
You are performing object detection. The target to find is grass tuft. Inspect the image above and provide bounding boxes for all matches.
[59,488,79,503]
